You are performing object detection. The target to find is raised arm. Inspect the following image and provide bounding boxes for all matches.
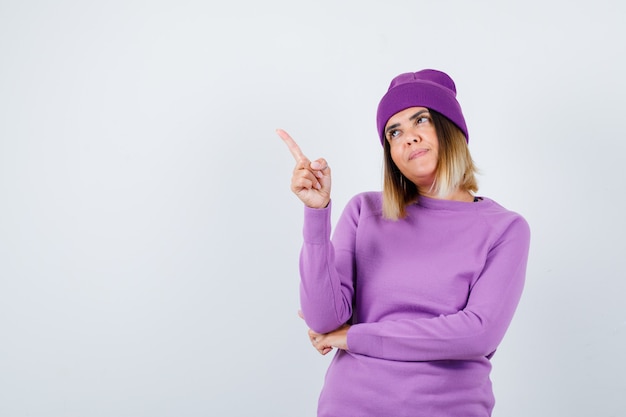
[278,129,352,334]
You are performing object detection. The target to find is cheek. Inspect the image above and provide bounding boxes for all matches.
[389,146,403,165]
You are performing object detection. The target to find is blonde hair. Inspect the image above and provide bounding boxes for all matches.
[382,110,478,220]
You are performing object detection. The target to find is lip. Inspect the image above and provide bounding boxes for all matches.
[409,149,428,160]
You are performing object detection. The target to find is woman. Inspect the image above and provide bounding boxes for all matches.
[277,69,530,417]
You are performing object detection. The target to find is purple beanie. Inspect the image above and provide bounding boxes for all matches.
[376,69,468,145]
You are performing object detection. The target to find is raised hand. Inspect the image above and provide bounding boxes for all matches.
[276,128,331,209]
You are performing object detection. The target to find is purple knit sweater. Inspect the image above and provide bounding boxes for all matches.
[299,192,530,417]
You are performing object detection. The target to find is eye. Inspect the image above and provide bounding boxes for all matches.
[416,116,430,125]
[387,129,401,141]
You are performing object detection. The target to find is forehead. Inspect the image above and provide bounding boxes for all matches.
[385,106,429,127]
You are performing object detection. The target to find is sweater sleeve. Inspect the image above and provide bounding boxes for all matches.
[299,199,359,334]
[347,216,531,362]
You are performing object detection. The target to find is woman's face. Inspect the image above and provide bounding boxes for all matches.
[385,106,439,191]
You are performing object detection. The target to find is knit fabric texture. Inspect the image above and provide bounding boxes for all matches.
[299,192,530,417]
[376,69,469,144]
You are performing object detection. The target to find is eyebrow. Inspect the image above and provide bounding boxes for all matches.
[385,110,430,134]
[409,109,430,121]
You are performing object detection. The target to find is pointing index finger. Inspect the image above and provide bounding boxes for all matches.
[276,128,307,162]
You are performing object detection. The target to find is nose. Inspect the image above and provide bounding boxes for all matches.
[406,136,420,145]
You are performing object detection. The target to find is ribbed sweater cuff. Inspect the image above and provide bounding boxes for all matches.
[302,201,332,244]
[347,325,383,357]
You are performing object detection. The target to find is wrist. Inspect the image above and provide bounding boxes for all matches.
[306,199,330,209]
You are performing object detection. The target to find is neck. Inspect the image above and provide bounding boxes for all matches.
[419,188,474,203]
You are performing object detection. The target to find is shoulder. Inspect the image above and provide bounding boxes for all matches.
[345,191,383,213]
[338,191,384,222]
[480,197,528,222]
[478,197,531,241]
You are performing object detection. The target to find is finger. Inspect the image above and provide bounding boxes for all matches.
[276,128,307,163]
[292,175,321,192]
[310,158,330,178]
[297,310,305,320]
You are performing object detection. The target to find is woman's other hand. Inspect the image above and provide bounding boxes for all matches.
[298,310,349,355]
[307,324,350,355]
[277,129,331,209]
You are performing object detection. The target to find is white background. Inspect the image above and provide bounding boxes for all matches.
[1,1,625,416]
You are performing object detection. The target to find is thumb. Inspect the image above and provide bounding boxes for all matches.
[310,159,329,172]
